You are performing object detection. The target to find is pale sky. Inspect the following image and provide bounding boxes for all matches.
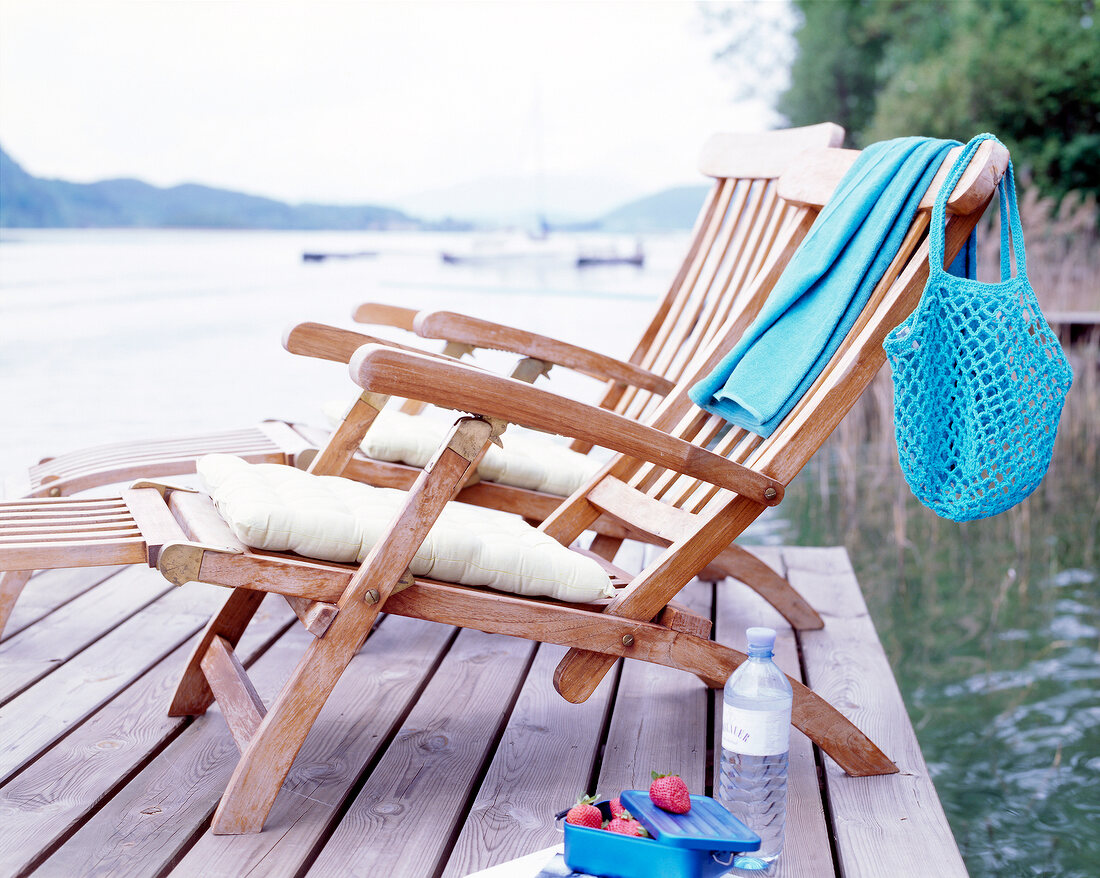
[0,1,782,212]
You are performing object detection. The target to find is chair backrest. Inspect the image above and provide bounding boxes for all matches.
[583,123,845,432]
[545,139,1011,549]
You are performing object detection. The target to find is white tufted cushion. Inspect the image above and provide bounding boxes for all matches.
[198,454,615,603]
[322,401,601,496]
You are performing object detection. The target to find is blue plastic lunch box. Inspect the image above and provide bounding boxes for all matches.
[562,790,760,878]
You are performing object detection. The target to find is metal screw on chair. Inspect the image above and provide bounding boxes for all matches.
[622,634,635,647]
[365,588,380,604]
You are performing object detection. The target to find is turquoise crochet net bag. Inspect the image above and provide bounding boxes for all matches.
[883,134,1073,522]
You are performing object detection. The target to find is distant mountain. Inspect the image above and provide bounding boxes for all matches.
[0,146,429,230]
[0,144,709,232]
[595,184,710,232]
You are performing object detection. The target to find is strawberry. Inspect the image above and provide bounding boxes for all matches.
[609,796,627,819]
[564,794,602,828]
[648,771,691,814]
[606,816,648,837]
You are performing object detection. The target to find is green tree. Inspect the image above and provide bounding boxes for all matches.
[771,0,1099,201]
[777,0,893,139]
[866,0,1099,201]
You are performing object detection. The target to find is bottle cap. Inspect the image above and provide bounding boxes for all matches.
[745,627,776,650]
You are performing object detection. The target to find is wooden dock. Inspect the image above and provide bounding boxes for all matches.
[0,546,965,877]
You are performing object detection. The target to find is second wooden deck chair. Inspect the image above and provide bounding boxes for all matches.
[0,123,844,636]
[16,123,844,507]
[0,138,1010,834]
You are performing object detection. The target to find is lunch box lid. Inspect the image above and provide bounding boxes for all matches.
[619,790,761,852]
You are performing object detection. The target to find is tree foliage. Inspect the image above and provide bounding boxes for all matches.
[775,0,1099,202]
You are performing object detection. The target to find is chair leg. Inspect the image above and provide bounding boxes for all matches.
[588,533,624,562]
[210,573,391,833]
[553,633,897,777]
[702,546,824,630]
[169,587,267,716]
[0,570,33,637]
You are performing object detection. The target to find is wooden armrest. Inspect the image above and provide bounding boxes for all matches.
[412,310,674,396]
[349,344,783,506]
[351,302,419,331]
[282,321,449,364]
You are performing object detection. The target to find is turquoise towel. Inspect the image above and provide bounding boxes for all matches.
[689,136,973,436]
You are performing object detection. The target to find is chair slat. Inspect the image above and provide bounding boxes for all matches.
[167,490,249,553]
[659,182,781,386]
[0,498,128,513]
[651,182,756,371]
[0,537,147,570]
[0,521,142,537]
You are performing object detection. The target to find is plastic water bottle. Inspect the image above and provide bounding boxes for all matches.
[717,627,793,870]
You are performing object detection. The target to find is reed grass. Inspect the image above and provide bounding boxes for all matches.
[976,183,1099,314]
[814,334,1095,554]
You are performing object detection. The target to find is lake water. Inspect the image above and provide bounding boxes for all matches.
[0,228,677,481]
[2,229,1096,876]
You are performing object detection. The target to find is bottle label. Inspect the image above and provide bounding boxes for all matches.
[722,704,792,756]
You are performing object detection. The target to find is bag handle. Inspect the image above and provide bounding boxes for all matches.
[929,133,1024,283]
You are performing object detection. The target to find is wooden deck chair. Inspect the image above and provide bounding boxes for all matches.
[0,123,844,636]
[0,138,1010,834]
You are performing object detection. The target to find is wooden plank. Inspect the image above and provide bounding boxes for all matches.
[0,565,124,643]
[0,567,127,638]
[439,642,617,877]
[28,613,314,878]
[0,579,230,784]
[0,542,968,877]
[0,592,294,878]
[168,614,455,878]
[32,614,452,878]
[382,579,732,688]
[712,551,837,878]
[0,565,171,702]
[788,547,968,878]
[304,628,537,878]
[595,579,712,798]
